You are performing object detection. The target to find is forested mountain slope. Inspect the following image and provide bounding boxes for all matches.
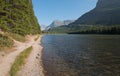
[71,0,120,25]
[0,0,41,35]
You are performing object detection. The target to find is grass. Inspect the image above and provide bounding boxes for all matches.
[0,32,26,51]
[34,35,40,41]
[5,33,26,42]
[0,34,14,50]
[10,46,33,76]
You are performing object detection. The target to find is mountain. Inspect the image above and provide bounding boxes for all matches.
[64,20,75,25]
[70,0,120,25]
[46,20,74,30]
[46,20,64,30]
[41,24,47,30]
[0,0,41,36]
[45,0,120,34]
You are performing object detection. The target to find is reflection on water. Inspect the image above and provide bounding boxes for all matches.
[42,35,120,76]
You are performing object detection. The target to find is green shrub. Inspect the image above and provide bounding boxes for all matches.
[6,33,26,42]
[0,34,13,50]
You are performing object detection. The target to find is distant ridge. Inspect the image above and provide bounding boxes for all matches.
[70,0,120,25]
[46,20,74,30]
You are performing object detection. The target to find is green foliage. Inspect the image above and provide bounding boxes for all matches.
[0,32,25,50]
[0,34,13,50]
[5,33,26,42]
[68,25,120,34]
[44,25,120,34]
[10,46,33,76]
[0,0,41,36]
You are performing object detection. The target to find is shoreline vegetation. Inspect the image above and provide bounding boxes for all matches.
[43,25,120,34]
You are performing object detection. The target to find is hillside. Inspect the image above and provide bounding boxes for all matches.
[0,0,41,36]
[71,0,120,25]
[0,0,41,49]
[45,0,120,34]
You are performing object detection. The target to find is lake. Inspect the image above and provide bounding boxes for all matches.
[41,35,120,76]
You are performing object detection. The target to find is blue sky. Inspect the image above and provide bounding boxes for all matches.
[32,0,98,26]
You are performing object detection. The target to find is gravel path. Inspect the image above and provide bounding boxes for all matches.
[18,36,44,76]
[0,35,43,76]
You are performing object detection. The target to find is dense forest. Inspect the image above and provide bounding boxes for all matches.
[68,26,120,34]
[0,0,41,36]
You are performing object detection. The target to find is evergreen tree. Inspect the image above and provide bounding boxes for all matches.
[0,0,41,35]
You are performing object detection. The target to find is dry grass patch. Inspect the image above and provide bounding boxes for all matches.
[34,35,40,41]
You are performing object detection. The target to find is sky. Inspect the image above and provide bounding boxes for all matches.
[32,0,98,26]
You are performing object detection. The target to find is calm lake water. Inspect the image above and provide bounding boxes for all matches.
[41,35,120,76]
